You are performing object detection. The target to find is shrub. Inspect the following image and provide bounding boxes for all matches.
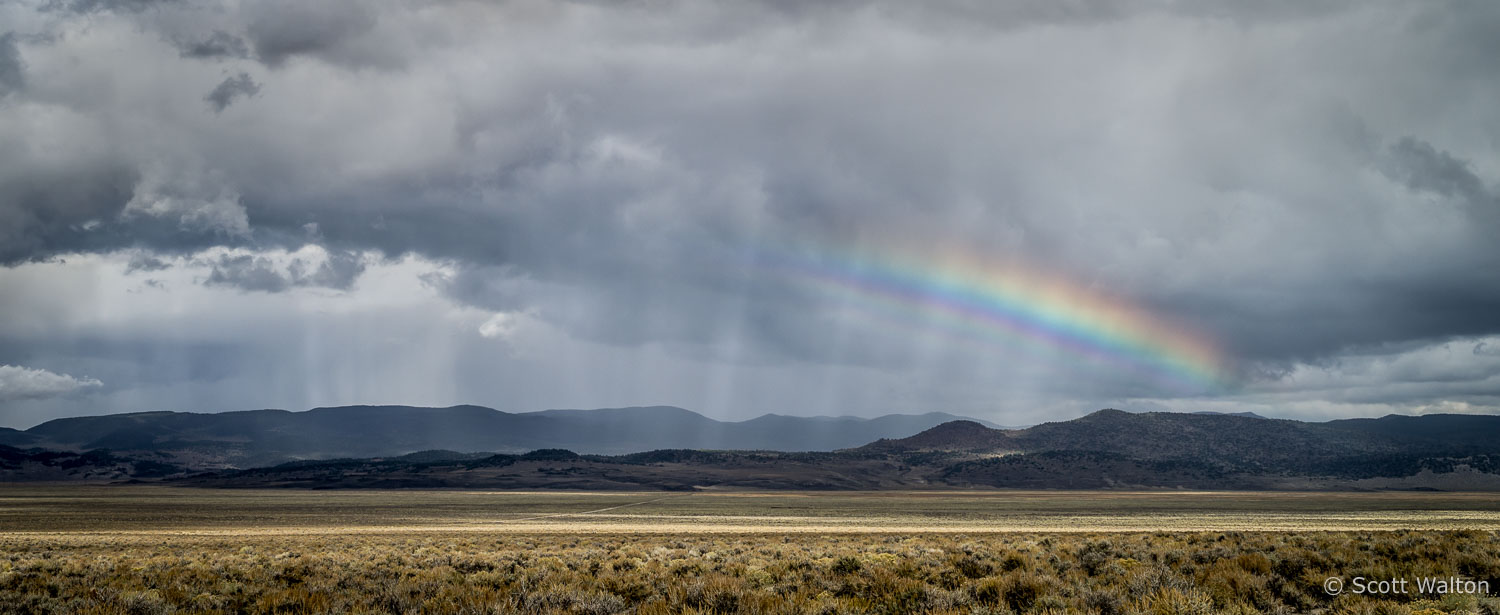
[831,556,862,575]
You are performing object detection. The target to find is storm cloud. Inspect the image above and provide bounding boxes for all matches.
[0,32,22,97]
[176,30,250,60]
[203,72,260,112]
[203,246,366,292]
[2,0,1500,426]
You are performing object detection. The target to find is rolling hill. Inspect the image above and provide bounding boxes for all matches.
[865,409,1500,461]
[869,410,1500,489]
[161,410,1500,491]
[0,405,990,468]
[8,408,1500,490]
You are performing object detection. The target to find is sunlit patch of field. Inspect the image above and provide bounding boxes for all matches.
[3,487,1500,614]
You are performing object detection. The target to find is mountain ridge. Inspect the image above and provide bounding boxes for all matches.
[8,408,1500,490]
[0,404,991,468]
[170,410,1500,491]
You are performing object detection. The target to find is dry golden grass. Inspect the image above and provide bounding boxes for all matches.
[2,487,1499,614]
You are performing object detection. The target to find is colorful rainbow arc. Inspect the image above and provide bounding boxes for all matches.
[753,245,1227,390]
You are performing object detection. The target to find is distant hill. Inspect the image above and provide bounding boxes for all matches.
[0,427,38,448]
[859,410,1500,488]
[166,409,1500,491]
[10,408,1500,490]
[856,420,1005,453]
[0,444,186,482]
[870,409,1500,460]
[0,405,989,468]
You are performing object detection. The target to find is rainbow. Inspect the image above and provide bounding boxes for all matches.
[753,243,1227,390]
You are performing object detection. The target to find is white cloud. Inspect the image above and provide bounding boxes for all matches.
[478,312,521,340]
[0,365,102,401]
[120,168,251,237]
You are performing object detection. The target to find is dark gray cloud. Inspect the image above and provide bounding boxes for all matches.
[177,30,250,60]
[125,252,170,273]
[243,1,380,68]
[48,0,173,14]
[1383,137,1496,210]
[0,164,139,264]
[203,249,365,292]
[1163,134,1500,367]
[0,32,22,97]
[204,72,260,113]
[205,254,289,292]
[291,249,365,290]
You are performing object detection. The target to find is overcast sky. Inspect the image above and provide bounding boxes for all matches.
[2,0,1499,428]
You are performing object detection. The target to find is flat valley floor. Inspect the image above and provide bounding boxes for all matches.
[3,486,1499,614]
[4,486,1500,534]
